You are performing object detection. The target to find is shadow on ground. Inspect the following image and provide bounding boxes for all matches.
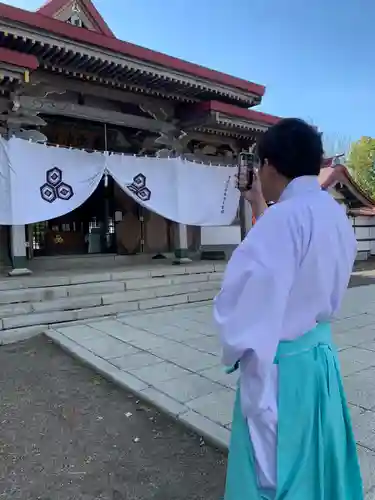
[0,337,226,500]
[350,272,375,288]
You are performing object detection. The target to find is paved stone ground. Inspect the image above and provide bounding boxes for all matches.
[48,279,375,499]
[0,336,226,500]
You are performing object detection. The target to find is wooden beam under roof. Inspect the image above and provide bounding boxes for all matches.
[18,95,178,134]
[28,70,176,114]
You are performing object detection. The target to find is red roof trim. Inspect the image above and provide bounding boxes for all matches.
[198,100,280,125]
[0,2,265,96]
[0,47,39,70]
[37,0,115,38]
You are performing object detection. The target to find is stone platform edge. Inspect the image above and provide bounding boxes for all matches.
[46,328,231,452]
[0,301,212,345]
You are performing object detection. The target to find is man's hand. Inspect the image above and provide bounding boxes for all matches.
[241,170,268,220]
[242,170,263,203]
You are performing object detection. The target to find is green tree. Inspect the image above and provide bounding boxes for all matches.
[347,137,375,198]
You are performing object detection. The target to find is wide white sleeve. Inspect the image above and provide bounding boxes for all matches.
[213,205,300,369]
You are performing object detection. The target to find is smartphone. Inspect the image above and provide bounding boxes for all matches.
[237,151,255,192]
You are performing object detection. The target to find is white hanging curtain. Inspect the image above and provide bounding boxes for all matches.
[107,154,178,220]
[107,154,239,226]
[0,138,240,226]
[0,137,106,225]
[175,158,239,226]
[0,137,11,226]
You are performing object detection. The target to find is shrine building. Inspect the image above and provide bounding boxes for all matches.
[0,0,280,273]
[320,157,375,261]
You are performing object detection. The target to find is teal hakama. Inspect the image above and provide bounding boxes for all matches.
[224,323,363,500]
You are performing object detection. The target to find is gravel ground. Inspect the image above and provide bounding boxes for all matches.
[0,336,226,500]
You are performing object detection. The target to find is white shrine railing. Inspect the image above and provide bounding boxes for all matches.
[351,215,375,260]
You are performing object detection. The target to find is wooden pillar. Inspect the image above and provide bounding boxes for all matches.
[239,198,253,240]
[8,225,32,276]
[0,225,11,270]
[173,223,192,264]
[6,124,45,276]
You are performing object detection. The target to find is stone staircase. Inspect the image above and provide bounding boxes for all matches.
[0,263,224,344]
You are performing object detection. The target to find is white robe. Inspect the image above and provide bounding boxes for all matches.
[213,176,357,489]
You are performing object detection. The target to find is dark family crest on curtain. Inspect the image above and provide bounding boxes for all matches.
[40,167,74,204]
[127,173,152,202]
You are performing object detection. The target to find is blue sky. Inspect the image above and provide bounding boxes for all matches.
[3,0,374,147]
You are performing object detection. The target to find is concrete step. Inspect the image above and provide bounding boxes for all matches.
[0,265,224,305]
[0,263,224,292]
[0,280,220,319]
[0,263,224,340]
[27,253,177,272]
[0,287,218,332]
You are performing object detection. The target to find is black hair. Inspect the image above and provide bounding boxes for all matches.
[257,118,323,179]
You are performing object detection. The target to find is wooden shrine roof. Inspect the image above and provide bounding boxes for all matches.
[0,47,39,90]
[0,1,265,107]
[319,159,375,211]
[182,100,281,138]
[0,47,38,71]
[37,0,115,38]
